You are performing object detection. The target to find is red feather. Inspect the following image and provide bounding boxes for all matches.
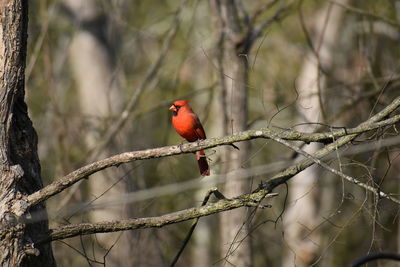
[169,100,210,176]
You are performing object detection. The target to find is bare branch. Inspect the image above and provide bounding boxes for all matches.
[249,0,279,26]
[265,131,400,204]
[349,252,400,267]
[330,0,400,30]
[26,96,400,206]
[37,192,278,244]
[256,96,400,192]
[249,2,291,44]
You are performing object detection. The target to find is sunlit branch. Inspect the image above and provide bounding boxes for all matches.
[37,191,278,244]
[256,96,400,196]
[262,131,400,204]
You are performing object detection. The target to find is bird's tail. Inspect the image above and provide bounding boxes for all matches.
[196,150,210,176]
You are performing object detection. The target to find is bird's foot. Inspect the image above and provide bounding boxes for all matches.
[178,143,184,152]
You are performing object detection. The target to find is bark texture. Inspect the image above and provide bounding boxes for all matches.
[215,1,252,265]
[0,0,56,266]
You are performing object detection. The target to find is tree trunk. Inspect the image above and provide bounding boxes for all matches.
[0,1,56,266]
[215,1,252,265]
[282,1,347,266]
[218,56,251,266]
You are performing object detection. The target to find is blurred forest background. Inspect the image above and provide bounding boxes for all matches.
[25,0,400,266]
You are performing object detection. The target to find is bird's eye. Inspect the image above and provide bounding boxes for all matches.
[175,105,181,110]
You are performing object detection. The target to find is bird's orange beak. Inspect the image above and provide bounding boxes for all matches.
[169,105,176,112]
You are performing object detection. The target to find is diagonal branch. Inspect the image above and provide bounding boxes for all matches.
[37,192,278,244]
[256,96,400,192]
[249,2,291,44]
[26,96,400,206]
[330,0,400,30]
[264,131,400,204]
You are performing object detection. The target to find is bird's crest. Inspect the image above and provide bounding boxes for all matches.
[173,100,189,107]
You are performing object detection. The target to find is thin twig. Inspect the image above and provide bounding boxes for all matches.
[330,0,400,29]
[169,187,225,267]
[256,96,400,197]
[249,2,291,44]
[265,131,400,204]
[249,0,279,26]
[348,252,400,267]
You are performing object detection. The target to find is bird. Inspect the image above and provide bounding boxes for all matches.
[169,100,210,176]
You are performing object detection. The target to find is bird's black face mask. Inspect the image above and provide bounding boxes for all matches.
[172,105,181,116]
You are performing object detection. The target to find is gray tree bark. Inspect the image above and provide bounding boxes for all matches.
[214,1,252,266]
[0,0,56,266]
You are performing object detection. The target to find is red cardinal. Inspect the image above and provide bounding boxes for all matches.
[169,100,210,176]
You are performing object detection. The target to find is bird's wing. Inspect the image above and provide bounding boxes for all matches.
[191,113,206,139]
